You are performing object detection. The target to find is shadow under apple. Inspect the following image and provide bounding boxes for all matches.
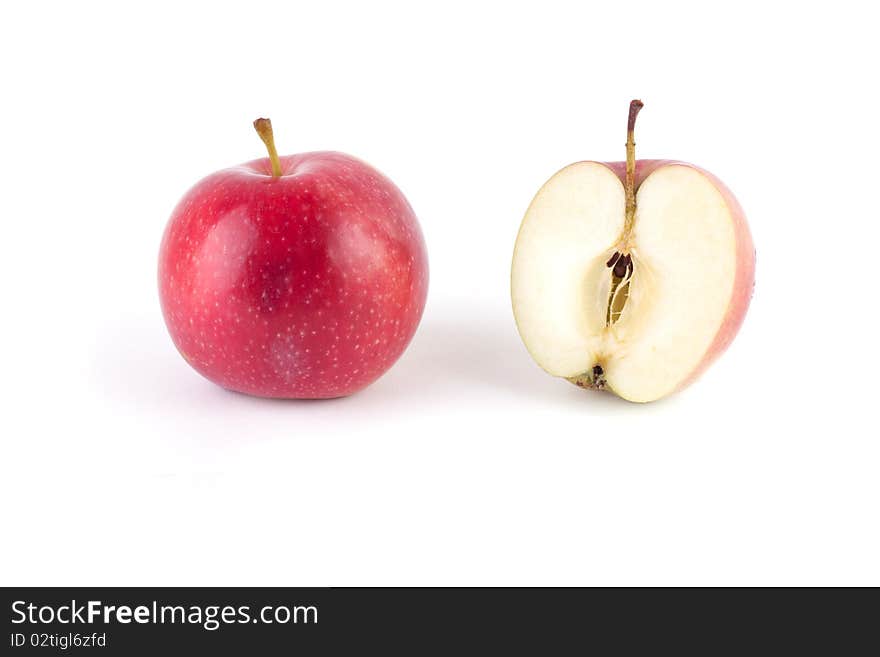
[369,302,643,413]
[91,302,652,417]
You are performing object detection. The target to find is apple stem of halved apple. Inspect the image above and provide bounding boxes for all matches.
[623,99,643,241]
[253,117,283,177]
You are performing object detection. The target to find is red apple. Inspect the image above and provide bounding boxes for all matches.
[158,119,428,399]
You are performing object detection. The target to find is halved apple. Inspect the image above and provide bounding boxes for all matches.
[511,101,755,402]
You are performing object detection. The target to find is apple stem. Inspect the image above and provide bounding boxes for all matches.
[623,99,643,242]
[253,118,283,178]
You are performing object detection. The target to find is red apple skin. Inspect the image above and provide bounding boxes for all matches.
[158,152,428,399]
[605,159,755,392]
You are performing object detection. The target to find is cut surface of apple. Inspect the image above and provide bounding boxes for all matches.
[511,102,754,402]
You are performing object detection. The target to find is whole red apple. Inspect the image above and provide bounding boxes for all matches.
[158,119,428,398]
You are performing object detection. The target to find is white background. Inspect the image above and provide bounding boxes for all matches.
[1,1,878,586]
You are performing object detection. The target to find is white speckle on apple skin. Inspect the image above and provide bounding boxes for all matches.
[158,152,429,399]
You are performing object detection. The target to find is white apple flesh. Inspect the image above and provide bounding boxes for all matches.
[511,101,755,402]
